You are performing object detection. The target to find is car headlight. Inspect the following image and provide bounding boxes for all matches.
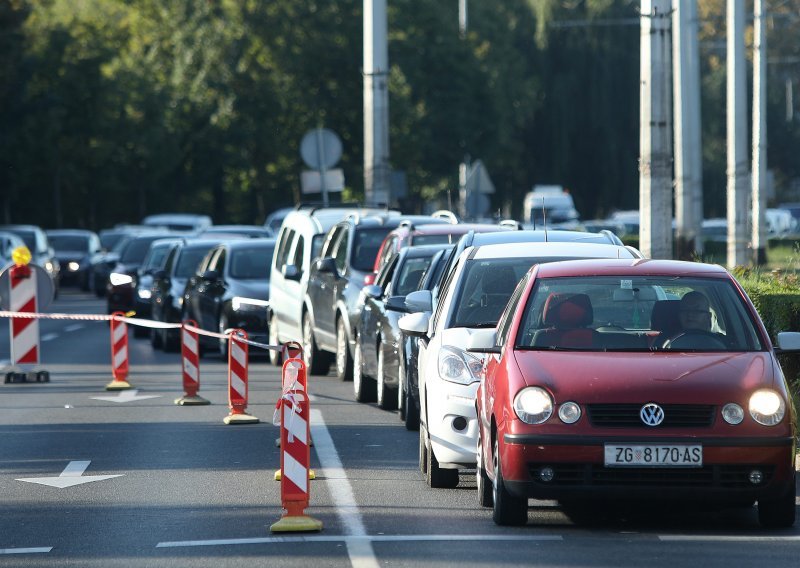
[68,261,80,272]
[437,346,483,385]
[722,403,744,425]
[514,387,553,424]
[558,401,581,424]
[109,272,134,286]
[748,389,786,426]
[45,261,54,272]
[137,288,152,300]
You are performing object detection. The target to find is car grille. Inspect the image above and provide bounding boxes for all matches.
[587,404,715,428]
[528,464,774,488]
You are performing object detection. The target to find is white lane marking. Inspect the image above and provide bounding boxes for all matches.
[156,534,562,548]
[660,535,800,542]
[41,333,58,342]
[91,389,161,403]
[16,460,124,488]
[0,547,52,554]
[310,408,379,568]
[64,324,84,332]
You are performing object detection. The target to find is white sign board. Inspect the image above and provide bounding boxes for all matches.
[301,169,345,194]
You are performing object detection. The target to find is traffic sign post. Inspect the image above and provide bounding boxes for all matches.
[300,128,343,207]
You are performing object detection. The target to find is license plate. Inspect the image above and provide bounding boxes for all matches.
[604,444,703,467]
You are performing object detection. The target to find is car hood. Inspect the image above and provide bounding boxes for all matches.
[512,350,777,403]
[231,280,270,300]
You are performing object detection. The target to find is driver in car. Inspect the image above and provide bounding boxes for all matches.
[678,291,712,332]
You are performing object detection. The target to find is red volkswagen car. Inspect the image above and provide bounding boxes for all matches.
[471,259,798,528]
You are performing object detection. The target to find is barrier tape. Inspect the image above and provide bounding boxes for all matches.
[0,310,282,352]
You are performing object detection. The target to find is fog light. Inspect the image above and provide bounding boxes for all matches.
[539,467,555,482]
[452,416,467,432]
[748,470,764,485]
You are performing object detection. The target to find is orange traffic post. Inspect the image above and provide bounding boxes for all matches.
[175,320,209,405]
[270,357,322,532]
[223,329,258,424]
[106,311,132,390]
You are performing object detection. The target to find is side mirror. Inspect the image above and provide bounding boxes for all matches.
[362,284,382,300]
[774,332,800,354]
[314,257,337,274]
[385,295,409,313]
[467,329,500,353]
[398,312,430,338]
[405,290,432,313]
[282,264,301,281]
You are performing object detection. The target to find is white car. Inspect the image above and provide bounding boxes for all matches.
[398,241,643,488]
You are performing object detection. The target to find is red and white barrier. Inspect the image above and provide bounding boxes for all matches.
[271,356,322,532]
[9,264,39,366]
[174,320,209,406]
[223,329,258,424]
[106,311,132,391]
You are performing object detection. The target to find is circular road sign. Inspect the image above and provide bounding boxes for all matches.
[0,263,55,311]
[300,128,342,170]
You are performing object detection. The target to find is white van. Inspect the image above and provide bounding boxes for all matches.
[522,185,579,228]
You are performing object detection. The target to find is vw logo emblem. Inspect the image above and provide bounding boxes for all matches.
[640,403,665,426]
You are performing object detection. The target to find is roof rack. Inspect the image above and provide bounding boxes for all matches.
[431,210,459,224]
[499,219,524,230]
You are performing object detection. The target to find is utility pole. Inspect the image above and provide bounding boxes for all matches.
[364,0,391,207]
[726,0,749,268]
[459,0,467,38]
[672,0,703,258]
[751,0,767,265]
[639,0,673,260]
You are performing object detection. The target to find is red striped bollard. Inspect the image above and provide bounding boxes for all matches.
[9,263,38,367]
[175,320,209,406]
[223,329,258,424]
[270,357,322,532]
[106,311,133,390]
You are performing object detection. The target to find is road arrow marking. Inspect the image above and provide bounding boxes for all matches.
[91,389,161,403]
[16,460,123,488]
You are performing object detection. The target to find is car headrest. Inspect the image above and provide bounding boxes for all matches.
[650,299,681,333]
[543,293,593,329]
[482,266,518,295]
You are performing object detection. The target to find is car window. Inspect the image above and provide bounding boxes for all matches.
[376,254,398,290]
[516,276,763,352]
[352,228,392,272]
[176,248,212,278]
[275,228,295,270]
[209,248,226,273]
[411,234,452,246]
[195,247,217,275]
[333,230,348,272]
[230,246,275,279]
[322,226,344,260]
[450,258,532,328]
[292,235,305,270]
[143,245,171,271]
[393,256,434,297]
[496,273,530,347]
[311,234,326,262]
[120,237,164,263]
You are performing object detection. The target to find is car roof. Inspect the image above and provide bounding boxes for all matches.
[458,228,625,249]
[469,241,639,260]
[532,258,729,278]
[220,238,277,250]
[45,229,97,237]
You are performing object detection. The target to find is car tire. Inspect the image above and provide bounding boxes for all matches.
[376,345,397,410]
[492,438,528,526]
[353,339,377,403]
[419,426,428,474]
[425,433,459,489]
[477,435,493,508]
[303,312,330,376]
[162,326,179,353]
[268,313,282,367]
[218,314,229,361]
[758,478,796,528]
[336,317,353,382]
[404,385,420,432]
[150,326,163,350]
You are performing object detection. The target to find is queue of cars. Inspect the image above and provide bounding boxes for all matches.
[4,205,797,530]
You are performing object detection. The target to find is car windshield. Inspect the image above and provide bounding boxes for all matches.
[411,234,452,246]
[393,256,434,296]
[142,246,172,271]
[352,228,393,271]
[8,230,36,251]
[451,258,549,328]
[120,237,167,264]
[516,276,763,352]
[230,246,275,279]
[49,235,89,252]
[175,248,212,278]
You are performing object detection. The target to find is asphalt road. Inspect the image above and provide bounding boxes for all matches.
[0,290,798,567]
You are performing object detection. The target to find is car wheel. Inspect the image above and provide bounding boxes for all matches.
[162,326,179,353]
[303,312,329,376]
[404,385,420,432]
[218,314,229,361]
[397,359,406,421]
[335,317,353,381]
[353,339,376,403]
[376,345,397,410]
[150,326,163,350]
[419,427,428,474]
[268,313,282,367]
[477,435,493,508]
[425,433,459,489]
[492,438,528,526]
[758,478,796,528]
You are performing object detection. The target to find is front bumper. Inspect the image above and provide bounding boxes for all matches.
[500,434,797,502]
[426,378,480,466]
[107,284,134,313]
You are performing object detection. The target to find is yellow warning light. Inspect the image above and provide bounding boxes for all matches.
[11,246,31,267]
[124,311,136,317]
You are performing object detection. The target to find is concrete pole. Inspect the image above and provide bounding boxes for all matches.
[672,0,703,258]
[364,0,391,206]
[726,0,749,267]
[751,0,767,265]
[459,0,468,38]
[639,0,673,260]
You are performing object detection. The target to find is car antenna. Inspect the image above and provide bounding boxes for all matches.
[541,197,548,242]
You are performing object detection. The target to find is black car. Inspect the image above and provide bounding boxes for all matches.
[106,232,173,314]
[150,238,227,351]
[353,244,452,410]
[182,238,276,359]
[131,237,183,338]
[46,229,102,290]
